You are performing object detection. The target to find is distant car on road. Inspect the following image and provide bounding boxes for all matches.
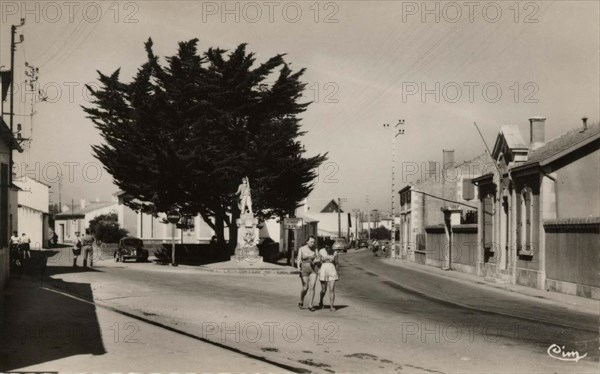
[357,238,369,248]
[331,237,349,253]
[114,237,149,263]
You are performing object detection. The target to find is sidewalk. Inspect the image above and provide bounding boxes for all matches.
[377,253,599,316]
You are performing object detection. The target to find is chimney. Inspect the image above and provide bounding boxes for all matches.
[442,149,456,201]
[80,198,86,209]
[443,149,454,167]
[427,161,437,181]
[580,116,588,132]
[529,116,546,150]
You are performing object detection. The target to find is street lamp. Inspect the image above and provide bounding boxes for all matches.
[383,119,406,259]
[166,210,180,266]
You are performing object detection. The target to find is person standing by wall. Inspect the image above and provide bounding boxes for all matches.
[9,231,20,267]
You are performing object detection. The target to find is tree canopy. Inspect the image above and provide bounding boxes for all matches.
[83,38,327,247]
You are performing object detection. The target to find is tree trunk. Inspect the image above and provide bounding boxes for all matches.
[227,208,239,255]
[200,211,226,256]
[214,209,227,253]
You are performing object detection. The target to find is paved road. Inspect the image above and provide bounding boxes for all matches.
[343,250,598,331]
[341,250,598,356]
[3,247,597,373]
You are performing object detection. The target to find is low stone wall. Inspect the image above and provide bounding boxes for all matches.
[544,217,600,299]
[451,224,478,269]
[424,224,477,273]
[424,225,445,267]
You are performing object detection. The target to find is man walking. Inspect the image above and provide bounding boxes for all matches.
[81,229,95,268]
[72,232,82,267]
[19,233,31,261]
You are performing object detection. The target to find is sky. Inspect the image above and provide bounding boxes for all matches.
[1,0,598,213]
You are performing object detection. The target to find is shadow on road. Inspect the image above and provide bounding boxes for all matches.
[0,249,106,372]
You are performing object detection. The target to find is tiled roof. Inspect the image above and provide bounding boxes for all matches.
[55,201,117,217]
[296,213,319,223]
[516,122,599,168]
[500,125,527,149]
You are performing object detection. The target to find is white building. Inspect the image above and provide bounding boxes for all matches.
[12,176,50,249]
[54,199,118,243]
[296,199,358,239]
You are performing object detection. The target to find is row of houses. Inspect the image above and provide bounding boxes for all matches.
[53,193,359,253]
[1,70,51,290]
[398,116,599,300]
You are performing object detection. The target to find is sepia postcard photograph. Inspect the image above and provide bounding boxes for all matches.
[0,1,598,373]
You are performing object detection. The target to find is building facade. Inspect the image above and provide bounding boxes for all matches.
[473,117,599,298]
[12,176,50,249]
[399,150,493,264]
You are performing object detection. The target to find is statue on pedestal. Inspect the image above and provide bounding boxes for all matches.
[232,176,262,264]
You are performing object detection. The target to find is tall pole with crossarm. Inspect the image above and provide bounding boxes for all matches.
[9,19,25,187]
[383,119,405,259]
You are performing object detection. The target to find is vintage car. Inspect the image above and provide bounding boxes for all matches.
[114,237,149,262]
[357,238,369,248]
[331,237,349,253]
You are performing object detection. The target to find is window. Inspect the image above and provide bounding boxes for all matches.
[517,186,533,255]
[0,163,8,246]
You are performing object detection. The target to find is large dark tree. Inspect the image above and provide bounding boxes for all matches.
[83,39,327,249]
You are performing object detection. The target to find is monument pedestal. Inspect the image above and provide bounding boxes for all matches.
[229,212,263,266]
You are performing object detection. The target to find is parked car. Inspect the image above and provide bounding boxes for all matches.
[114,237,149,262]
[331,237,349,253]
[258,237,281,263]
[357,238,369,248]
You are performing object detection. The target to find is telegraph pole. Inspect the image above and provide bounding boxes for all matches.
[337,198,341,237]
[58,175,62,210]
[383,119,406,259]
[9,19,25,186]
[352,209,359,241]
[337,197,348,238]
[366,195,370,240]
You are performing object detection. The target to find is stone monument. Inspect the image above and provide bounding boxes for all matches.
[231,177,263,264]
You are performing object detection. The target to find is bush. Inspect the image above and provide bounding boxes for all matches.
[89,213,128,243]
[95,222,128,243]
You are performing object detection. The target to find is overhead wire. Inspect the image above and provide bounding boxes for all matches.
[37,15,91,69]
[43,19,102,75]
[30,14,81,63]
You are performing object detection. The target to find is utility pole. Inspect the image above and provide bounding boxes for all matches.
[58,176,62,210]
[21,61,45,149]
[383,119,406,259]
[337,197,347,238]
[337,198,341,237]
[9,18,25,186]
[366,195,370,240]
[352,209,359,240]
